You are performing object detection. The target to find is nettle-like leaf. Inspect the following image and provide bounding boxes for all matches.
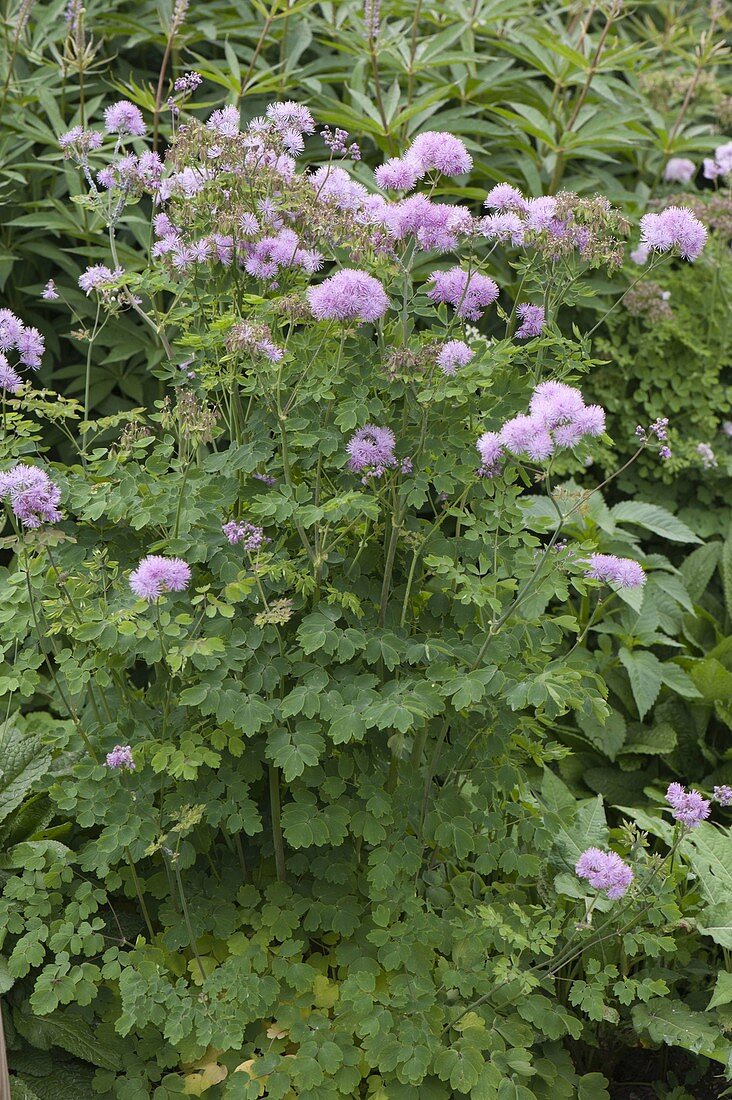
[632,998,732,1068]
[683,823,732,948]
[0,722,51,826]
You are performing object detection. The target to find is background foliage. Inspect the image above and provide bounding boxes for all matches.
[1,1,732,1098]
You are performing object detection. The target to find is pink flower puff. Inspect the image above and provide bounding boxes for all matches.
[129,555,191,601]
[307,269,389,323]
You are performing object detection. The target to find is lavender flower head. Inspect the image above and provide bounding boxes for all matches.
[484,183,526,211]
[0,310,23,350]
[105,744,135,771]
[437,340,474,376]
[476,431,503,478]
[585,553,646,589]
[308,269,389,323]
[666,782,710,828]
[714,785,732,807]
[103,100,146,137]
[222,520,268,551]
[0,464,62,528]
[0,358,22,394]
[427,267,499,321]
[79,265,124,296]
[347,425,397,477]
[16,327,44,369]
[639,206,707,261]
[407,131,473,177]
[42,279,59,301]
[515,303,545,339]
[575,847,634,900]
[663,158,696,185]
[129,555,191,601]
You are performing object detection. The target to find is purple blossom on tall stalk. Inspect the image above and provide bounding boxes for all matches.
[484,183,526,211]
[0,464,62,528]
[714,785,732,807]
[664,158,696,184]
[42,279,59,301]
[575,847,634,900]
[78,265,124,295]
[437,340,473,376]
[666,783,710,828]
[0,358,22,393]
[476,432,503,478]
[0,310,23,350]
[639,206,707,261]
[347,425,397,477]
[129,555,191,601]
[427,267,499,321]
[222,521,268,550]
[480,212,525,245]
[407,131,473,177]
[105,744,135,770]
[364,0,380,39]
[308,269,389,323]
[174,71,202,93]
[515,303,545,339]
[16,327,44,369]
[585,553,646,589]
[374,156,423,192]
[103,100,146,137]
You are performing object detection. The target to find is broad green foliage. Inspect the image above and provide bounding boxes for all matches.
[0,1,731,1098]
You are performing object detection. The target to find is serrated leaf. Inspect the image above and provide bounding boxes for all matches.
[0,723,51,826]
[618,649,663,719]
[708,971,732,1011]
[13,1011,122,1071]
[611,502,701,544]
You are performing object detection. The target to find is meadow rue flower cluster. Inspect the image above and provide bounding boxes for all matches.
[129,555,191,601]
[0,308,44,390]
[427,268,499,321]
[696,442,717,470]
[703,139,732,181]
[476,381,605,475]
[664,158,696,184]
[0,464,61,528]
[222,521,268,550]
[714,785,732,807]
[308,269,389,323]
[105,744,135,770]
[585,553,646,589]
[346,425,401,479]
[638,206,707,261]
[575,847,634,900]
[436,339,474,376]
[666,783,711,828]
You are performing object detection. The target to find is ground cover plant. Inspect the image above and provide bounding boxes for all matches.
[0,2,731,1099]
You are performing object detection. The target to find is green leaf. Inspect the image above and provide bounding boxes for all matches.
[680,542,721,603]
[618,649,663,719]
[708,971,732,1011]
[13,1010,122,1071]
[619,722,676,757]
[611,502,701,543]
[554,796,608,868]
[0,722,51,826]
[632,998,732,1066]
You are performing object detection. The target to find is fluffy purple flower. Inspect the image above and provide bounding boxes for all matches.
[524,196,558,231]
[484,183,526,211]
[0,464,62,528]
[16,327,44,369]
[408,131,473,176]
[207,105,240,137]
[630,243,649,265]
[380,195,472,252]
[105,744,135,770]
[666,782,711,828]
[0,310,22,350]
[499,414,554,460]
[374,155,423,191]
[129,555,191,601]
[529,381,586,428]
[476,431,503,477]
[481,212,525,246]
[266,101,315,135]
[640,206,707,261]
[308,269,389,323]
[59,127,102,153]
[427,267,499,321]
[664,158,696,184]
[437,340,474,376]
[104,100,146,137]
[585,553,646,589]
[714,785,732,807]
[515,303,545,339]
[78,264,123,295]
[222,521,267,550]
[347,425,396,476]
[575,847,634,900]
[0,358,22,393]
[312,166,368,212]
[42,279,59,301]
